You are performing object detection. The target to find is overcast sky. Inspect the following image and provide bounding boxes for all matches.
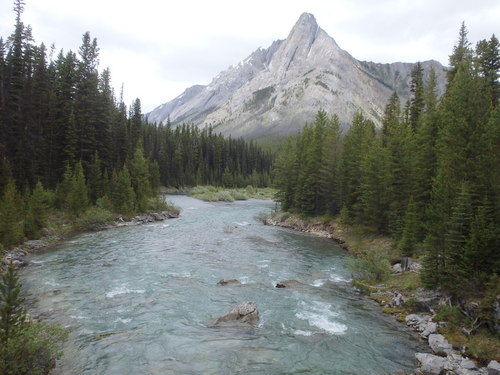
[1,0,499,112]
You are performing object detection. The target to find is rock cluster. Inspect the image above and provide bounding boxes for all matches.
[406,314,499,375]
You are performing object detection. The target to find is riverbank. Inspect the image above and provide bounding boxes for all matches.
[1,209,179,273]
[264,211,500,374]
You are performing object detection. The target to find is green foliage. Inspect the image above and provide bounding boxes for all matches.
[435,305,470,326]
[111,167,135,215]
[273,24,499,296]
[0,322,68,375]
[0,180,24,247]
[24,181,51,238]
[75,206,113,229]
[347,248,391,282]
[0,2,273,219]
[128,144,152,212]
[0,266,67,375]
[0,265,27,343]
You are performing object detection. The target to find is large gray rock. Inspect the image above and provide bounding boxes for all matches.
[415,353,453,374]
[488,360,500,375]
[406,314,433,333]
[420,321,438,338]
[146,13,446,139]
[211,301,259,327]
[428,334,454,356]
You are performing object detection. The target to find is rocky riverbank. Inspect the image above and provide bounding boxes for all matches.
[1,210,179,272]
[264,212,500,375]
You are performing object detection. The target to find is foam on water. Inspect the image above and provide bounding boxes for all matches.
[293,329,313,336]
[106,286,146,298]
[296,301,347,335]
[312,279,326,287]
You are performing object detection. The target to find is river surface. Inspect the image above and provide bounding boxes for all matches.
[20,195,423,375]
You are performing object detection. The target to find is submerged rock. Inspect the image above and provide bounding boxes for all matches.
[275,280,305,289]
[217,279,241,286]
[211,301,259,327]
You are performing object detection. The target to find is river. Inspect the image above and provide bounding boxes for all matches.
[20,195,423,375]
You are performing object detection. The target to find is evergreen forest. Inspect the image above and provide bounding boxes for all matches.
[273,25,500,295]
[0,2,273,248]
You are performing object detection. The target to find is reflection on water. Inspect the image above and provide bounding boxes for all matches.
[21,196,421,375]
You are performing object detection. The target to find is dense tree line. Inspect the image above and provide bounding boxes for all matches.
[0,1,272,248]
[274,25,499,295]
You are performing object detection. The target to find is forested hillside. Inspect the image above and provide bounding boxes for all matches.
[0,2,272,248]
[274,24,499,294]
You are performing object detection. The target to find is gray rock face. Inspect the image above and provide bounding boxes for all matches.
[147,13,447,139]
[211,301,259,327]
[488,360,500,375]
[415,353,453,374]
[428,334,454,356]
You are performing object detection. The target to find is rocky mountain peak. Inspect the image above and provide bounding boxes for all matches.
[289,13,319,40]
[146,13,447,139]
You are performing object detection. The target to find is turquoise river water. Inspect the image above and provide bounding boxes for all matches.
[20,195,424,375]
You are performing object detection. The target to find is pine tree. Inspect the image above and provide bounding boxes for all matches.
[111,166,135,215]
[128,144,151,212]
[0,179,24,247]
[409,62,425,129]
[87,151,104,204]
[357,138,391,231]
[399,196,419,256]
[447,22,472,84]
[317,114,342,215]
[475,35,499,108]
[0,264,27,343]
[339,112,376,220]
[24,180,50,238]
[273,136,298,211]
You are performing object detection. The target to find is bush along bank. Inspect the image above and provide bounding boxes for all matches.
[264,211,500,374]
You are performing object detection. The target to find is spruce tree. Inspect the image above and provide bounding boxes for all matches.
[0,264,27,343]
[128,144,151,212]
[111,167,135,215]
[0,179,24,247]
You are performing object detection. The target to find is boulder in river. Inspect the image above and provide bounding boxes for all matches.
[275,280,306,289]
[217,279,241,286]
[211,301,259,327]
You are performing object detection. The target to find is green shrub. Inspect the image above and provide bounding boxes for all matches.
[214,191,234,202]
[347,248,391,282]
[0,323,68,375]
[96,195,113,211]
[229,190,248,200]
[75,206,113,229]
[245,185,256,195]
[435,305,470,326]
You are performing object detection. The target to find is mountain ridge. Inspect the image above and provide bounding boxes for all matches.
[146,13,446,138]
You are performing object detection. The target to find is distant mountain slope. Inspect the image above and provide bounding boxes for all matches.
[146,13,446,138]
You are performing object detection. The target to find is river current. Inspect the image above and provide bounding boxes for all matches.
[20,195,422,375]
